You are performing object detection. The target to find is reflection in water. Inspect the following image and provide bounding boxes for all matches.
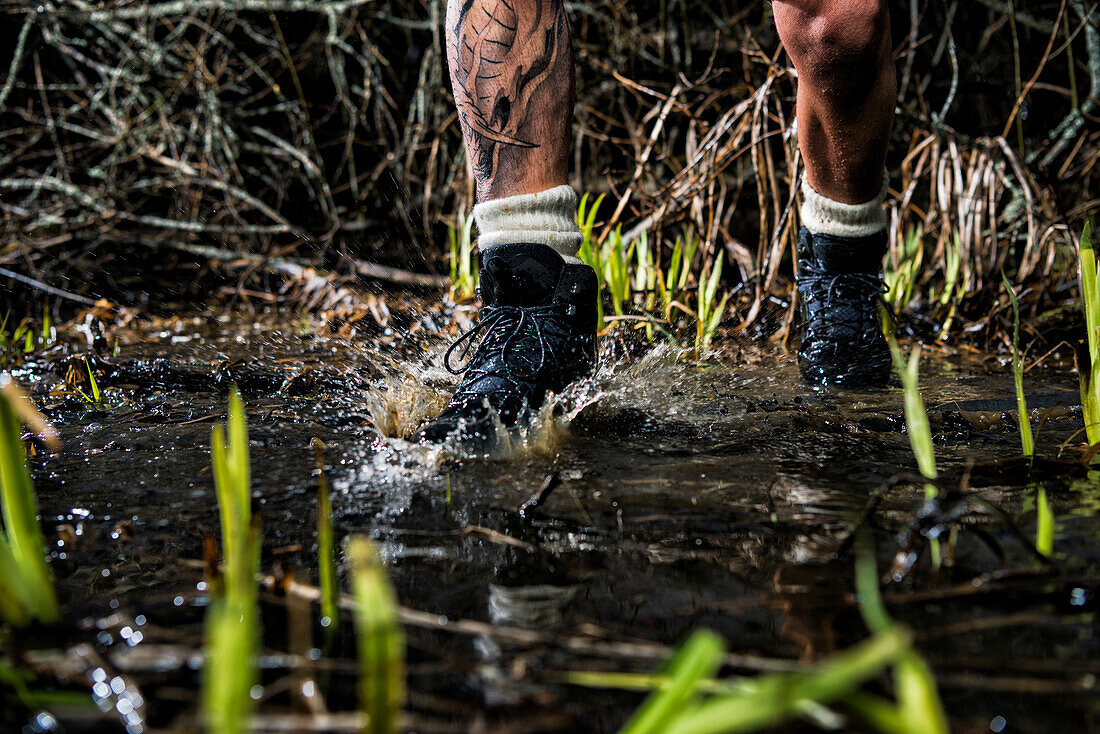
[488,583,581,628]
[476,583,582,707]
[772,560,849,661]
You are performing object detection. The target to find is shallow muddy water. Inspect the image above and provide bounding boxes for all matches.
[6,312,1100,733]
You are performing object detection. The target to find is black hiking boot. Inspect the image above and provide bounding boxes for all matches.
[795,226,892,388]
[411,243,598,446]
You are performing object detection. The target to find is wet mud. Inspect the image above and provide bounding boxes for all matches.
[6,312,1099,733]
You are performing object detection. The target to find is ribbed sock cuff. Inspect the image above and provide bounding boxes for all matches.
[473,185,584,260]
[800,173,889,238]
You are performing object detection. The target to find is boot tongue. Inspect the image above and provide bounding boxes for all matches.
[800,228,888,274]
[479,243,565,307]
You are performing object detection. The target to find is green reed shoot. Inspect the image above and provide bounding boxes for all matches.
[347,536,405,734]
[1002,271,1034,457]
[854,538,949,734]
[203,387,260,734]
[634,230,655,297]
[887,338,943,568]
[577,192,605,254]
[605,624,911,734]
[75,356,103,404]
[938,233,963,308]
[888,340,937,490]
[695,256,728,355]
[591,539,932,734]
[1035,485,1054,557]
[604,226,635,317]
[671,231,699,293]
[204,587,259,734]
[1078,219,1099,449]
[935,233,965,339]
[577,193,608,331]
[662,631,909,734]
[885,226,923,314]
[1,315,38,369]
[312,438,338,632]
[1003,271,1052,554]
[0,307,58,369]
[618,629,724,734]
[0,377,60,627]
[40,308,52,348]
[447,210,478,301]
[213,388,254,597]
[635,231,658,341]
[654,231,699,326]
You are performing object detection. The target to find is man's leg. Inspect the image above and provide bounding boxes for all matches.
[446,0,573,202]
[414,1,597,444]
[773,0,894,204]
[773,0,897,386]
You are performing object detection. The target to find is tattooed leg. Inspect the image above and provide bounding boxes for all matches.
[446,0,574,201]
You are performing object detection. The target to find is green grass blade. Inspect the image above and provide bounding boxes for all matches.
[459,211,477,299]
[348,537,405,734]
[577,193,606,282]
[854,541,891,636]
[662,629,909,734]
[1081,220,1097,359]
[228,388,250,522]
[667,238,684,300]
[619,629,725,734]
[1087,354,1100,449]
[634,229,651,292]
[576,197,608,332]
[0,537,33,626]
[563,670,746,695]
[704,256,722,311]
[680,232,699,291]
[889,338,941,565]
[313,438,338,632]
[1002,270,1033,457]
[892,653,949,734]
[1079,220,1099,446]
[855,533,949,734]
[211,425,237,590]
[203,388,259,734]
[202,593,259,734]
[448,224,459,285]
[840,692,911,734]
[888,340,937,482]
[939,233,961,307]
[212,387,253,599]
[40,308,51,347]
[695,257,725,353]
[1036,485,1054,556]
[84,359,101,403]
[0,382,59,624]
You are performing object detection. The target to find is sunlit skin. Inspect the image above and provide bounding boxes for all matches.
[445,0,574,201]
[446,0,894,205]
[773,0,895,204]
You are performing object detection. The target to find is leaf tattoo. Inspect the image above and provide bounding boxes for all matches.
[449,0,569,183]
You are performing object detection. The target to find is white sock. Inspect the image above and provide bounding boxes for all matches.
[472,184,584,262]
[800,172,889,238]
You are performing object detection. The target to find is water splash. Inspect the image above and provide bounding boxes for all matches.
[359,343,700,461]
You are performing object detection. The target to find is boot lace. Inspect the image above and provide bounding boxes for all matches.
[443,304,566,401]
[797,262,895,345]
